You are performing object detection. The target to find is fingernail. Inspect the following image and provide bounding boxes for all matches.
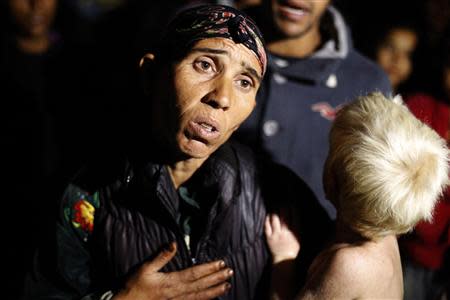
[225,283,231,290]
[166,242,175,251]
[219,260,226,268]
[227,269,234,276]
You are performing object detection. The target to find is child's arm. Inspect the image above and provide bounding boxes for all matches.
[265,213,301,300]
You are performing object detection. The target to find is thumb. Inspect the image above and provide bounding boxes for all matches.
[145,242,177,273]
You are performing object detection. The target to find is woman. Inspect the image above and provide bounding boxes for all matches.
[23,5,275,300]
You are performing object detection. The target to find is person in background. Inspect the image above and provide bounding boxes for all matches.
[23,5,329,300]
[0,0,94,182]
[265,92,449,299]
[0,0,91,297]
[371,22,419,94]
[234,0,392,220]
[401,35,450,300]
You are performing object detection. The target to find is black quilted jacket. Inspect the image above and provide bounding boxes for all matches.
[24,142,332,300]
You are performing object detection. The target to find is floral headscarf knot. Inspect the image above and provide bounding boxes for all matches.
[160,4,267,76]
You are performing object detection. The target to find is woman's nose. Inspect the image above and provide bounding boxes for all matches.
[202,79,232,111]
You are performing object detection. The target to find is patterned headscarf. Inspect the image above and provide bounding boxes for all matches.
[159,4,267,76]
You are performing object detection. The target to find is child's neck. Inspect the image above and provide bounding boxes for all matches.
[334,219,369,245]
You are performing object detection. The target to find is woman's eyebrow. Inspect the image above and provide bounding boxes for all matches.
[191,47,262,81]
[191,47,228,55]
[242,62,262,83]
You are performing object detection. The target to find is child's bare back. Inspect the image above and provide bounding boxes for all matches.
[299,235,403,299]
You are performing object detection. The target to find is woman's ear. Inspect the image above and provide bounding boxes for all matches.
[140,53,156,95]
[139,53,155,68]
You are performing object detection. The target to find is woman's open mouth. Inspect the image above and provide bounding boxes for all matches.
[187,118,221,143]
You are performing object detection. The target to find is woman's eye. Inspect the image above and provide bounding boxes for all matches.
[194,59,214,72]
[200,61,211,70]
[239,79,253,89]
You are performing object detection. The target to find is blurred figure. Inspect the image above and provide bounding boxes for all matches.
[234,0,392,219]
[0,0,92,297]
[401,37,450,300]
[0,0,59,297]
[0,0,92,180]
[412,0,450,96]
[372,23,418,93]
[423,0,450,52]
[8,0,58,54]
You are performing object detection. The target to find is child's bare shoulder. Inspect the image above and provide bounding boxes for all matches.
[299,244,371,298]
[326,243,374,279]
[325,241,399,293]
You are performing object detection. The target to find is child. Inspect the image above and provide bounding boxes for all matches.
[265,92,450,299]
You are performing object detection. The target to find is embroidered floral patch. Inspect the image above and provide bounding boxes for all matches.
[63,186,99,242]
[72,199,95,233]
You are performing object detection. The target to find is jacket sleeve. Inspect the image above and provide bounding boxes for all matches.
[23,184,103,300]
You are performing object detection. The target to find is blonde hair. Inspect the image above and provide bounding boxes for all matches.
[323,92,449,239]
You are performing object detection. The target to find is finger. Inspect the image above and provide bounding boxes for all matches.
[145,242,177,273]
[166,264,232,298]
[173,282,232,300]
[271,213,281,233]
[186,268,233,293]
[264,215,273,237]
[177,260,227,282]
[278,213,287,229]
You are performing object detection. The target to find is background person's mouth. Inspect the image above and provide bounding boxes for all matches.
[278,1,311,21]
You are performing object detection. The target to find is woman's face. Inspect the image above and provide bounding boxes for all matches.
[149,37,262,160]
[376,28,418,90]
[8,0,57,38]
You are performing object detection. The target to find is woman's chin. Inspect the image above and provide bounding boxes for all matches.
[179,139,215,159]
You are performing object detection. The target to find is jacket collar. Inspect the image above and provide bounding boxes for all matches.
[139,143,240,219]
[312,6,349,59]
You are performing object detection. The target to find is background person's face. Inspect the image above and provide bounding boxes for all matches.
[158,38,262,159]
[376,28,417,90]
[8,0,57,38]
[270,0,330,38]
